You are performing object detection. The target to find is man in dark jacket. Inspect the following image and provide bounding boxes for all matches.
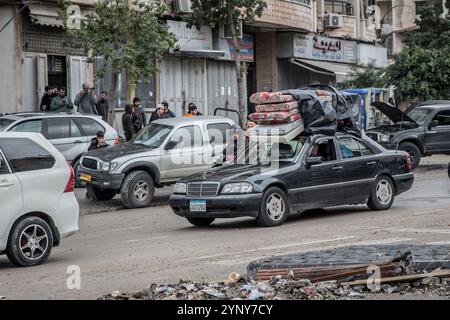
[161,101,176,118]
[40,86,55,112]
[96,91,109,122]
[122,104,135,142]
[149,104,166,122]
[88,131,109,151]
[132,97,146,133]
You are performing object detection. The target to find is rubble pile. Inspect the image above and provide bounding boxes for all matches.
[101,274,450,301]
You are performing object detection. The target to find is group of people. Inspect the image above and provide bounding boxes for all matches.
[40,83,110,122]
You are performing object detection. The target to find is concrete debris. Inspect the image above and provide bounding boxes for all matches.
[100,275,450,300]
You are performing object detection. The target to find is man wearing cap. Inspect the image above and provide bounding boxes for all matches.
[88,131,109,151]
[185,103,203,117]
[149,104,167,122]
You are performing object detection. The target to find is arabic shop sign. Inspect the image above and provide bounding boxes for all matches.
[167,20,213,51]
[293,34,357,63]
[218,34,254,62]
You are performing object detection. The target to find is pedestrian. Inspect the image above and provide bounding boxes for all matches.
[74,82,98,114]
[122,104,135,142]
[50,86,74,112]
[96,91,109,122]
[40,85,55,112]
[184,103,203,117]
[149,104,166,122]
[88,131,109,151]
[161,101,176,118]
[132,97,146,133]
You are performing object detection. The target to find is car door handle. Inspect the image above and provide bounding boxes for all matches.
[332,166,343,171]
[73,140,84,144]
[0,179,13,188]
[366,161,377,167]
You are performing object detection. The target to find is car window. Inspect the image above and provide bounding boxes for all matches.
[46,118,70,140]
[406,108,432,125]
[338,137,363,159]
[309,139,337,162]
[0,151,8,174]
[70,119,82,137]
[76,117,105,136]
[0,118,15,131]
[432,110,450,126]
[132,123,173,148]
[358,140,374,156]
[0,138,55,172]
[169,126,203,149]
[207,123,231,144]
[10,119,43,133]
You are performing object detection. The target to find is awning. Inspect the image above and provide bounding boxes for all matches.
[178,50,226,58]
[290,58,355,83]
[27,3,90,28]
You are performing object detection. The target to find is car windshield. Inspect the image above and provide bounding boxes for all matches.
[234,135,307,165]
[131,123,173,148]
[406,108,432,125]
[0,118,14,131]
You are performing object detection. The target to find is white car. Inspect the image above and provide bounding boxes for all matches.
[0,132,79,267]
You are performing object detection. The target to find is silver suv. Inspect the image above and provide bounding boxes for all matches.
[78,116,236,209]
[0,113,119,187]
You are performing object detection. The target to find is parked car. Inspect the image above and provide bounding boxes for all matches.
[0,112,119,187]
[366,102,450,168]
[169,132,414,227]
[0,132,79,266]
[78,116,237,209]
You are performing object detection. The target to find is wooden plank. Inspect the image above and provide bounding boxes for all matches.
[342,270,450,286]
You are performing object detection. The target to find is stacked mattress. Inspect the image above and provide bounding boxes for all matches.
[248,92,305,143]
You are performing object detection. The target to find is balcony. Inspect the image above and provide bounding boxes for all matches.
[253,0,314,32]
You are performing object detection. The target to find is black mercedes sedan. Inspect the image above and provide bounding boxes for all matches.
[169,132,414,227]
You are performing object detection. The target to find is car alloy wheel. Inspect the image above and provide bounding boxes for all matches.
[266,193,286,222]
[19,225,49,261]
[376,179,393,206]
[133,180,149,201]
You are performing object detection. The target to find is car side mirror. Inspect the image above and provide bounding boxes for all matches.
[428,120,439,130]
[164,140,178,150]
[305,156,323,168]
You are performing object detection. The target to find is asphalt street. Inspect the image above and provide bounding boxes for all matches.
[1,156,449,300]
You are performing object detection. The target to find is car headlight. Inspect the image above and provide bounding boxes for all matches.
[174,182,187,194]
[221,182,253,194]
[100,162,117,172]
[380,134,391,143]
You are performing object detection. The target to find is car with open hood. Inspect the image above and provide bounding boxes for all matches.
[366,101,450,168]
[169,131,414,227]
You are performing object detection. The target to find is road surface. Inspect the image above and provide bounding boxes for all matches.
[1,156,449,300]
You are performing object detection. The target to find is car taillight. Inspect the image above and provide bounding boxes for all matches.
[114,136,120,145]
[406,154,413,172]
[64,161,75,193]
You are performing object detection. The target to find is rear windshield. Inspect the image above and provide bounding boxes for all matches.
[132,123,173,148]
[0,118,14,131]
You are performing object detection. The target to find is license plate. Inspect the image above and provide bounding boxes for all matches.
[190,200,206,212]
[79,174,92,182]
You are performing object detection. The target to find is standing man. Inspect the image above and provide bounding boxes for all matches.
[161,101,176,118]
[50,87,74,112]
[185,103,203,117]
[122,104,135,142]
[96,91,109,122]
[74,83,98,114]
[132,97,146,133]
[40,86,55,112]
[149,104,166,122]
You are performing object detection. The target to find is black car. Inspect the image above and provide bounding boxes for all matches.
[169,132,414,227]
[367,101,450,168]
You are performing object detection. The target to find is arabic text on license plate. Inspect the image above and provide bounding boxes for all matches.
[79,174,92,182]
[190,200,206,212]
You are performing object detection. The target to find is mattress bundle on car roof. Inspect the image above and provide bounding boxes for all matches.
[247,88,336,142]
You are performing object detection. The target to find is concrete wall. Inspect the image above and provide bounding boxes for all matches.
[255,32,278,92]
[255,0,314,31]
[0,6,19,114]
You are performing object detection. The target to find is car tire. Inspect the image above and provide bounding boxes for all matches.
[120,171,155,209]
[73,159,86,188]
[186,217,215,227]
[257,187,289,227]
[398,142,421,169]
[86,185,116,201]
[367,175,395,211]
[6,216,54,267]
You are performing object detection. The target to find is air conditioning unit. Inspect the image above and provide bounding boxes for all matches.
[324,14,342,29]
[220,21,243,39]
[174,0,193,14]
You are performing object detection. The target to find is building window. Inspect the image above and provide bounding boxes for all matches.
[325,0,354,16]
[288,0,311,5]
